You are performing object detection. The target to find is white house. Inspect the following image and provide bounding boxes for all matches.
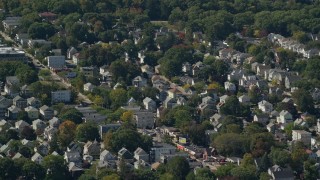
[143,97,156,111]
[238,95,250,104]
[292,130,311,146]
[277,110,293,124]
[258,100,273,113]
[47,56,65,70]
[224,82,236,92]
[31,152,43,164]
[83,83,96,92]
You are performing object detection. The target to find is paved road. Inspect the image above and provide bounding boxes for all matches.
[0,31,93,104]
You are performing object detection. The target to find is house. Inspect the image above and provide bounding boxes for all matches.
[47,56,65,70]
[67,47,78,59]
[238,94,250,104]
[256,64,271,76]
[21,139,33,148]
[150,143,176,162]
[64,151,82,165]
[31,152,43,164]
[192,61,205,76]
[27,97,41,108]
[4,76,20,97]
[133,110,154,129]
[258,100,273,113]
[143,97,156,111]
[118,147,133,162]
[32,119,46,132]
[134,147,149,162]
[49,117,60,128]
[13,95,27,109]
[0,96,12,118]
[138,50,146,64]
[182,62,191,74]
[51,90,71,103]
[220,95,229,103]
[34,142,50,156]
[20,84,33,97]
[311,88,320,102]
[25,106,39,120]
[167,88,183,99]
[7,105,21,120]
[224,82,236,92]
[132,76,147,87]
[80,66,98,77]
[99,124,121,139]
[83,83,96,92]
[228,69,245,81]
[292,130,311,146]
[67,142,83,154]
[285,75,301,89]
[253,114,269,125]
[83,140,100,158]
[99,150,117,169]
[15,120,29,132]
[43,126,58,141]
[268,87,282,96]
[277,110,293,124]
[100,150,116,161]
[268,165,294,180]
[72,53,85,65]
[28,39,51,49]
[39,105,54,120]
[39,12,57,21]
[2,17,21,33]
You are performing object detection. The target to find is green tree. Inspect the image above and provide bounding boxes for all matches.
[22,161,46,179]
[42,155,68,179]
[0,158,17,179]
[213,133,249,156]
[110,88,128,109]
[28,22,56,39]
[76,122,100,142]
[194,168,216,180]
[174,109,192,128]
[292,89,315,113]
[167,156,190,180]
[304,160,319,180]
[215,163,236,178]
[269,148,291,167]
[59,108,83,124]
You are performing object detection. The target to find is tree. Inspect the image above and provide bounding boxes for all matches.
[103,173,120,180]
[22,161,46,180]
[213,133,249,156]
[121,111,134,123]
[59,108,83,124]
[58,120,76,147]
[105,128,152,153]
[28,22,56,39]
[42,155,68,179]
[174,109,192,128]
[194,168,216,180]
[269,148,291,167]
[0,158,17,179]
[167,157,190,180]
[220,95,242,116]
[292,89,315,113]
[215,163,236,178]
[76,122,100,142]
[304,160,319,180]
[110,88,128,109]
[230,166,257,180]
[20,126,36,140]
